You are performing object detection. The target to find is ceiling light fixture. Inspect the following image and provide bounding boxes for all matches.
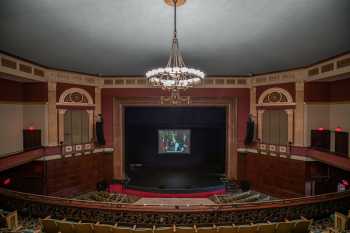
[145,0,205,104]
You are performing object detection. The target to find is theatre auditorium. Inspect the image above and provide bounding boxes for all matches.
[0,0,350,232]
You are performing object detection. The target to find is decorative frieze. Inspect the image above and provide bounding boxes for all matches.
[1,52,350,87]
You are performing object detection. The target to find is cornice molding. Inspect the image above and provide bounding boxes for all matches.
[1,52,349,88]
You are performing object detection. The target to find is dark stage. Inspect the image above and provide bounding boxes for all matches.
[125,168,226,194]
[123,107,227,196]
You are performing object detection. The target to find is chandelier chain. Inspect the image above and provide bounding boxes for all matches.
[145,0,205,102]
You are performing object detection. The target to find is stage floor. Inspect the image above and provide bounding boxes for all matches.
[134,197,215,205]
[125,168,226,194]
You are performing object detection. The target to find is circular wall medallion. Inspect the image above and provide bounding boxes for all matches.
[164,0,186,7]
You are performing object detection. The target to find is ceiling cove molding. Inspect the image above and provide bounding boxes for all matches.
[305,53,350,82]
[0,54,48,82]
[251,69,306,87]
[1,52,350,88]
[101,77,251,89]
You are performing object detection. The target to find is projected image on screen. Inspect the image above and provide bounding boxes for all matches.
[158,129,190,154]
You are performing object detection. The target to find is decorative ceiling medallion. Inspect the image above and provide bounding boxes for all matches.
[164,0,186,7]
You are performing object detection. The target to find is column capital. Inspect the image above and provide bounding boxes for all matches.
[295,80,304,91]
[48,81,57,91]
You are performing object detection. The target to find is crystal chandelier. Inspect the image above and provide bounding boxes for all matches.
[145,0,205,102]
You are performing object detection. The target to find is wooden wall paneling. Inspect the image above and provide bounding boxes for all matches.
[45,153,113,197]
[239,153,307,198]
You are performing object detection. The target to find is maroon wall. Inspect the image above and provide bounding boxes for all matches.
[304,82,330,102]
[45,153,113,197]
[23,82,48,102]
[0,78,48,102]
[0,78,23,101]
[101,88,250,147]
[330,78,350,102]
[0,161,45,194]
[305,78,350,102]
[238,153,307,198]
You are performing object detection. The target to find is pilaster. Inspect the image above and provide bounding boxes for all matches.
[294,81,305,146]
[47,82,58,146]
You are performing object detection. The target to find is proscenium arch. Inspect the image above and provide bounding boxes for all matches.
[112,97,238,181]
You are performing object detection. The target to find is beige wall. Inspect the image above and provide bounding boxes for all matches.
[22,104,48,146]
[0,103,23,156]
[305,103,350,156]
[304,104,330,146]
[329,103,350,155]
[329,103,350,131]
[0,103,48,156]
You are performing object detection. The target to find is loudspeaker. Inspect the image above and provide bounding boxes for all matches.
[335,131,349,156]
[311,130,330,151]
[23,129,41,150]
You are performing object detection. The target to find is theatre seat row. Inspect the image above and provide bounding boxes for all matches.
[210,191,272,204]
[40,216,312,233]
[73,191,140,204]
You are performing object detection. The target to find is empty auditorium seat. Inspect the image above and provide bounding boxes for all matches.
[134,227,154,233]
[196,226,217,233]
[40,216,58,233]
[154,227,174,233]
[329,211,350,233]
[35,216,314,233]
[210,191,274,204]
[291,217,311,233]
[56,219,75,233]
[257,223,276,233]
[175,226,196,233]
[275,222,294,233]
[94,222,118,233]
[238,224,258,233]
[75,222,94,233]
[218,225,239,233]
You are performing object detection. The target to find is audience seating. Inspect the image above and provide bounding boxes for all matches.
[292,217,312,233]
[176,226,196,233]
[275,222,295,233]
[329,211,350,233]
[74,191,140,204]
[56,219,75,233]
[40,216,59,233]
[38,216,312,233]
[0,209,22,232]
[196,225,216,233]
[257,223,277,233]
[154,226,175,233]
[210,191,272,204]
[217,225,238,233]
[75,222,94,233]
[238,224,258,233]
[94,222,119,233]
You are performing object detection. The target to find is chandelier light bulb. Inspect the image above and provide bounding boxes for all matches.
[145,0,205,94]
